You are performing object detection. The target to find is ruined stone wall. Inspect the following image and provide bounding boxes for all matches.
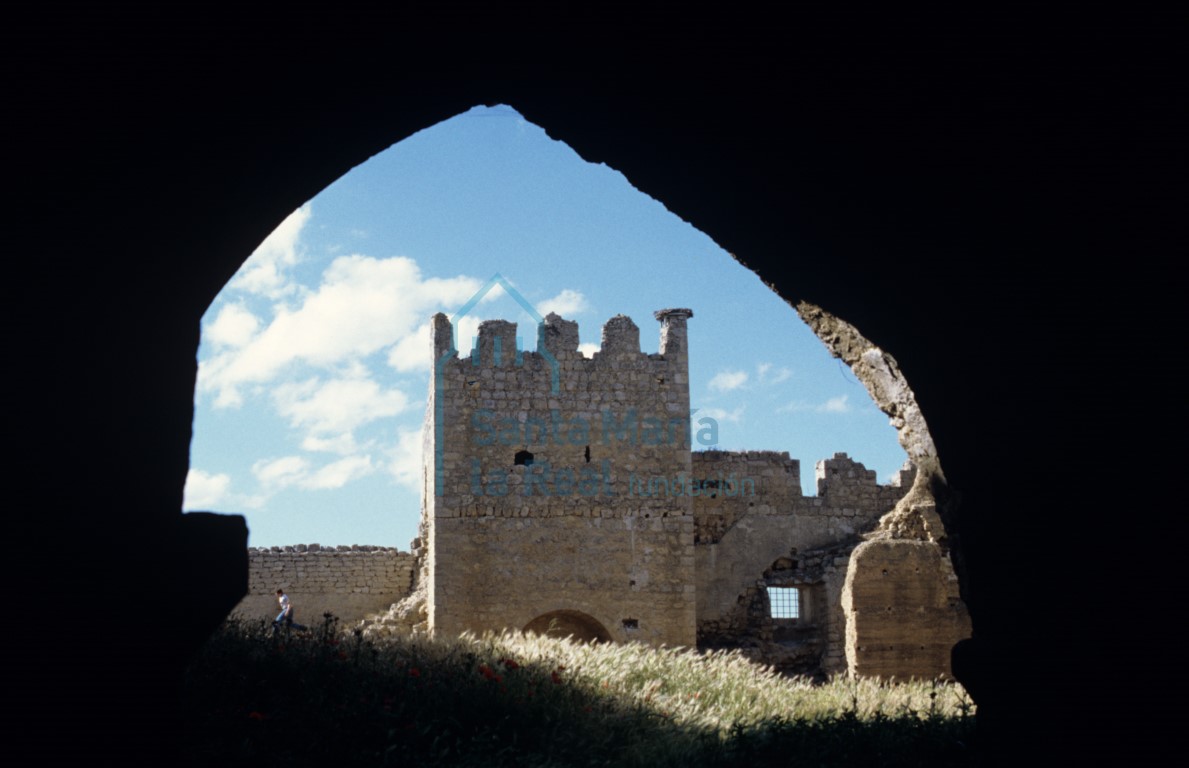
[843,539,970,679]
[796,303,971,681]
[232,545,416,626]
[425,310,697,646]
[690,450,801,545]
[411,303,968,678]
[694,453,915,674]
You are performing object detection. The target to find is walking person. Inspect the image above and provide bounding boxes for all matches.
[272,588,307,635]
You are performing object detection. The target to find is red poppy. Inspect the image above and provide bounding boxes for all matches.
[502,658,520,671]
[247,711,267,721]
[409,668,421,678]
[551,671,562,684]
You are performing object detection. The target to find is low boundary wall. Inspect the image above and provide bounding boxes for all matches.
[231,545,416,626]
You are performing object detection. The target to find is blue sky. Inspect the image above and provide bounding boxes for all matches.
[184,105,907,548]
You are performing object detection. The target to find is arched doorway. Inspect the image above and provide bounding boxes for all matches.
[524,610,612,643]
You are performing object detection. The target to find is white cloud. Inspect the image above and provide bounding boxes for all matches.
[757,362,791,385]
[699,406,744,423]
[272,376,409,436]
[386,427,425,491]
[231,205,311,298]
[183,469,231,509]
[577,342,599,358]
[481,281,507,302]
[301,433,365,455]
[249,453,375,496]
[387,314,488,373]
[235,493,270,510]
[300,455,374,490]
[777,395,852,414]
[200,254,482,405]
[205,304,261,348]
[386,321,432,373]
[709,370,748,392]
[452,316,487,356]
[537,289,589,317]
[819,395,851,413]
[252,455,310,489]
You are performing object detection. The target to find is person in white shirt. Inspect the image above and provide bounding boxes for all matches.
[272,589,306,633]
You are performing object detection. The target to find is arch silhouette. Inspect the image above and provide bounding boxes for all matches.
[22,8,1157,761]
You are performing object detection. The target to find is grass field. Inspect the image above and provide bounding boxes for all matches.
[184,615,979,766]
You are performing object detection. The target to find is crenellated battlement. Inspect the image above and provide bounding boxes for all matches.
[471,319,520,366]
[599,314,640,356]
[539,312,580,356]
[689,450,911,546]
[815,452,877,495]
[655,308,693,359]
[426,309,696,521]
[810,452,916,511]
[429,309,694,373]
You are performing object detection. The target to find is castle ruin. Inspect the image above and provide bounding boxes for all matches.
[407,308,968,677]
[236,308,969,678]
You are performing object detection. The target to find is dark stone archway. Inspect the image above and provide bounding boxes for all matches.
[11,5,1175,763]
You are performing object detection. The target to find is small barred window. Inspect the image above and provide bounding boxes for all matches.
[767,587,800,619]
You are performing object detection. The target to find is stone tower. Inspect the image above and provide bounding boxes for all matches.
[422,309,697,645]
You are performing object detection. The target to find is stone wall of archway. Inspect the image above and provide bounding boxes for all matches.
[19,8,1165,760]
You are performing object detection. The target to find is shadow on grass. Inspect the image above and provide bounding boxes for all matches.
[184,617,979,767]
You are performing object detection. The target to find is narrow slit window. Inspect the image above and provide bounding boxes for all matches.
[767,587,800,619]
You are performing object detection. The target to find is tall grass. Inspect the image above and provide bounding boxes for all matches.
[184,616,978,767]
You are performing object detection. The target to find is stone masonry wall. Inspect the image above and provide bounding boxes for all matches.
[231,545,416,626]
[425,310,697,646]
[843,539,971,679]
[694,454,916,674]
[690,451,801,544]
